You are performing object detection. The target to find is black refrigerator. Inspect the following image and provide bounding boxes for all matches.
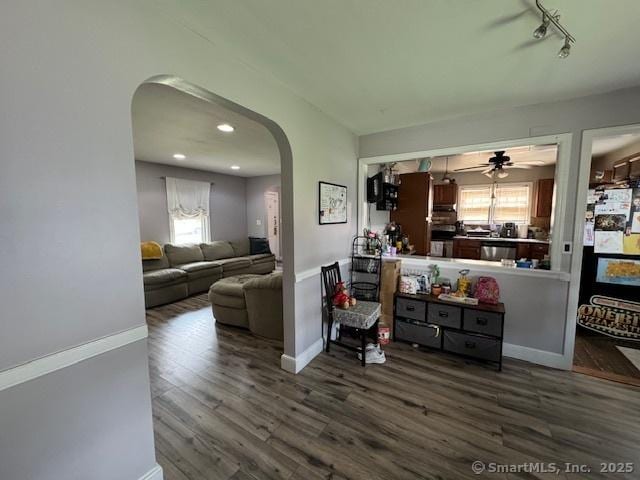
[577,183,640,343]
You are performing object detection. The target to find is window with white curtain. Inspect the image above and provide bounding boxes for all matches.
[458,183,531,225]
[166,177,211,244]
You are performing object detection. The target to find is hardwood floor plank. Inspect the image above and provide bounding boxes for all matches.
[146,294,640,480]
[156,387,299,480]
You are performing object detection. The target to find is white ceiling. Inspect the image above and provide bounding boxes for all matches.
[395,144,558,174]
[131,83,280,176]
[149,0,640,134]
[592,132,640,156]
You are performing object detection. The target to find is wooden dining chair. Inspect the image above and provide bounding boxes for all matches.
[321,262,381,366]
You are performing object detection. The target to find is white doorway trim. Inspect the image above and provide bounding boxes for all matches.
[564,123,640,369]
[265,189,281,261]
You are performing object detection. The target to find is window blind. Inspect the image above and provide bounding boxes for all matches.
[457,185,491,223]
[493,183,531,224]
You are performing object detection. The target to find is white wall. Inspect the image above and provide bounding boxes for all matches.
[0,1,356,477]
[246,174,281,238]
[0,341,155,480]
[135,160,248,244]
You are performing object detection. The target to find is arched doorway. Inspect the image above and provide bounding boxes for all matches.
[131,75,295,363]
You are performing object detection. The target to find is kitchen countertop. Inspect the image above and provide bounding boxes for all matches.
[453,235,550,244]
[381,254,569,281]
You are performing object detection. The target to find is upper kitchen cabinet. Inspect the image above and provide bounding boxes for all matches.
[534,178,554,218]
[433,183,458,206]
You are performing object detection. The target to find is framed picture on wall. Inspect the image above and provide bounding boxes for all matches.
[319,181,347,225]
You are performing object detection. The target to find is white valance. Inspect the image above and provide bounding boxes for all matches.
[166,177,211,218]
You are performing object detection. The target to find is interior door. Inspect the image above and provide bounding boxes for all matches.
[265,191,281,260]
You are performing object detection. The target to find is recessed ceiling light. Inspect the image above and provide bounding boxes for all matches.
[173,153,186,160]
[217,123,235,133]
[230,165,240,170]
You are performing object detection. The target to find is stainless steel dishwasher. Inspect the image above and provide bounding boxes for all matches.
[480,242,516,261]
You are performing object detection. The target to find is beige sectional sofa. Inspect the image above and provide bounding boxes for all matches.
[142,239,275,308]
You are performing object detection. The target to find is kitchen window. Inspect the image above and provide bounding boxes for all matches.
[458,183,531,224]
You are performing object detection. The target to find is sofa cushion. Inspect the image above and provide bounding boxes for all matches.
[247,253,275,264]
[143,268,187,287]
[200,241,235,261]
[164,244,204,266]
[243,271,282,290]
[208,274,260,309]
[249,237,272,255]
[230,239,250,257]
[212,257,252,271]
[142,255,170,272]
[176,261,222,274]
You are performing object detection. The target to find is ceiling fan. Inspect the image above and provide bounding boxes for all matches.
[453,151,542,179]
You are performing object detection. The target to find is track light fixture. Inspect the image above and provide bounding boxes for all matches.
[557,38,571,59]
[532,14,549,39]
[532,0,575,59]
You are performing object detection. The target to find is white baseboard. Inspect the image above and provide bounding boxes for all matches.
[281,338,324,374]
[295,258,350,283]
[0,325,148,392]
[503,343,571,370]
[139,464,163,480]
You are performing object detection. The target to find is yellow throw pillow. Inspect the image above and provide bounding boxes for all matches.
[141,241,163,260]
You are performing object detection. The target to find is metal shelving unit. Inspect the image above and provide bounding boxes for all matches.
[350,236,382,302]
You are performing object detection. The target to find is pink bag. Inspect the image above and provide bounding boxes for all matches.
[475,276,500,305]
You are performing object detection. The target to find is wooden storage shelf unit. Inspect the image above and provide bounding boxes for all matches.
[367,172,398,211]
[394,293,505,370]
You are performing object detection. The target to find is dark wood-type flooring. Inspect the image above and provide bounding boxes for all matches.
[573,327,640,386]
[147,295,640,480]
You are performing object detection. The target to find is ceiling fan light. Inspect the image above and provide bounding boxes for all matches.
[497,169,509,179]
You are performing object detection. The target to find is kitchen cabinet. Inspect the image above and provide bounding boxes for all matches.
[613,162,629,183]
[630,156,640,178]
[516,243,531,260]
[453,239,481,260]
[534,178,554,218]
[530,243,549,260]
[589,169,613,186]
[516,242,549,260]
[433,183,457,206]
[390,172,432,255]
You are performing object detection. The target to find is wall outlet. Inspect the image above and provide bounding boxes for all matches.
[256,219,262,226]
[562,241,572,254]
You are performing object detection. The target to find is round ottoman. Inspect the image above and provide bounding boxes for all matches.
[208,274,260,328]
